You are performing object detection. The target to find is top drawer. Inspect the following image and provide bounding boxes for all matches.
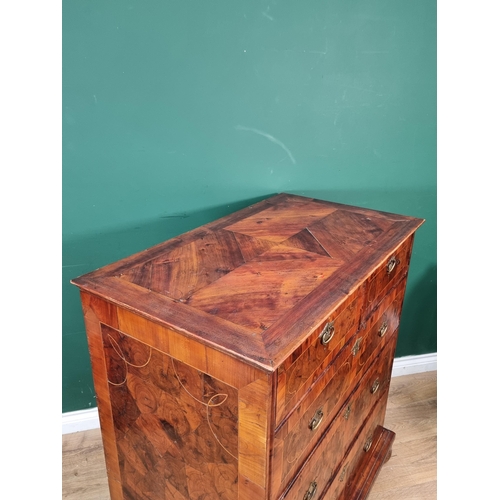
[361,234,415,319]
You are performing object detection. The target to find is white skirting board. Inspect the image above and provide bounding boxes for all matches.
[62,352,437,435]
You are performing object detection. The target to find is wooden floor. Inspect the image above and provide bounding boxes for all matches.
[62,370,436,500]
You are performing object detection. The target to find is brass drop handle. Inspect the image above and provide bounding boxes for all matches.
[303,481,318,500]
[387,256,398,274]
[320,321,335,345]
[370,379,380,394]
[364,435,373,452]
[378,321,388,338]
[309,409,324,431]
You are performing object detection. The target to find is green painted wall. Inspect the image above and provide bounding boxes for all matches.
[63,0,436,413]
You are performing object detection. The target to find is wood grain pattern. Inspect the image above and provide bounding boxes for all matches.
[223,198,337,242]
[114,305,264,390]
[187,245,340,333]
[120,229,246,301]
[102,325,239,500]
[238,377,272,492]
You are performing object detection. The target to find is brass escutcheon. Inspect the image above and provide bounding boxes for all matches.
[352,338,362,356]
[364,435,373,452]
[387,256,398,274]
[309,409,324,431]
[320,321,335,345]
[378,321,388,338]
[303,481,318,500]
[344,404,351,420]
[371,379,380,394]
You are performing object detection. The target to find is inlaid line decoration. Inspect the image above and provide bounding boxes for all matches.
[106,334,152,386]
[170,357,238,461]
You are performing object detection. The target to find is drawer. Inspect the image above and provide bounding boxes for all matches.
[361,276,406,343]
[353,277,407,374]
[279,367,391,500]
[276,291,363,425]
[320,425,393,500]
[361,234,415,319]
[332,426,395,500]
[273,333,397,497]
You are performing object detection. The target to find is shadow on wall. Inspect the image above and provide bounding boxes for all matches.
[398,264,437,357]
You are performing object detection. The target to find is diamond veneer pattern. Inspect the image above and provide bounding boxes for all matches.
[187,245,340,332]
[119,202,395,334]
[224,199,337,243]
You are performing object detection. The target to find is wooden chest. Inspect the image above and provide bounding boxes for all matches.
[71,193,424,500]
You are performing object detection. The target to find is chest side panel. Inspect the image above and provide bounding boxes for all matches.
[82,293,273,500]
[102,324,239,500]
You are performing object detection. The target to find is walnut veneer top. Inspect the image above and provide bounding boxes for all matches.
[71,193,424,371]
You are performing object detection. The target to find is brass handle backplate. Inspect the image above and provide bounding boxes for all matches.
[352,337,362,357]
[387,256,398,274]
[344,404,351,420]
[309,409,324,431]
[339,464,348,483]
[364,435,373,452]
[378,321,388,338]
[370,379,380,394]
[320,321,335,345]
[303,481,318,500]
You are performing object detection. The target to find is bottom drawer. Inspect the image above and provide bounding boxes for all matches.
[331,426,395,500]
[285,388,389,500]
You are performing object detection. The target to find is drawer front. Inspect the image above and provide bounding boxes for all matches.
[361,277,406,344]
[361,234,414,319]
[274,332,396,492]
[280,364,392,500]
[276,291,363,425]
[319,425,391,500]
[354,277,407,373]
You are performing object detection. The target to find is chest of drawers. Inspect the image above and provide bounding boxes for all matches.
[71,193,423,500]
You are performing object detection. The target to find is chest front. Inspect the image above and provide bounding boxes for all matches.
[72,193,423,500]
